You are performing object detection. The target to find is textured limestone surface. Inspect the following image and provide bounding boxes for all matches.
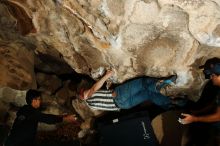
[0,0,220,96]
[1,0,220,136]
[0,42,35,90]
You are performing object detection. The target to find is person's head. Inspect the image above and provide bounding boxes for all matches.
[201,57,220,79]
[208,63,220,86]
[26,89,41,108]
[76,79,94,100]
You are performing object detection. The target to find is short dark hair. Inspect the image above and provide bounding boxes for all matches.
[26,89,41,105]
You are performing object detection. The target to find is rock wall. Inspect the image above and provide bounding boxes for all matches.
[0,41,35,89]
[1,0,220,123]
[0,0,220,98]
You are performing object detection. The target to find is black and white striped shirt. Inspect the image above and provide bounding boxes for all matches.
[86,90,120,111]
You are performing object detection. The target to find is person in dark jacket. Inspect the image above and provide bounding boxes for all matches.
[179,61,220,146]
[4,89,77,146]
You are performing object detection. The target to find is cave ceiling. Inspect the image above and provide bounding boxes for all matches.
[0,0,220,99]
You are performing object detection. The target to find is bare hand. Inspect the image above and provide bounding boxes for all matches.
[178,113,196,125]
[105,70,114,78]
[63,114,78,123]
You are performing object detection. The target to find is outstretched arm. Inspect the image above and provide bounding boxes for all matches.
[179,107,220,124]
[38,113,78,124]
[84,70,114,98]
